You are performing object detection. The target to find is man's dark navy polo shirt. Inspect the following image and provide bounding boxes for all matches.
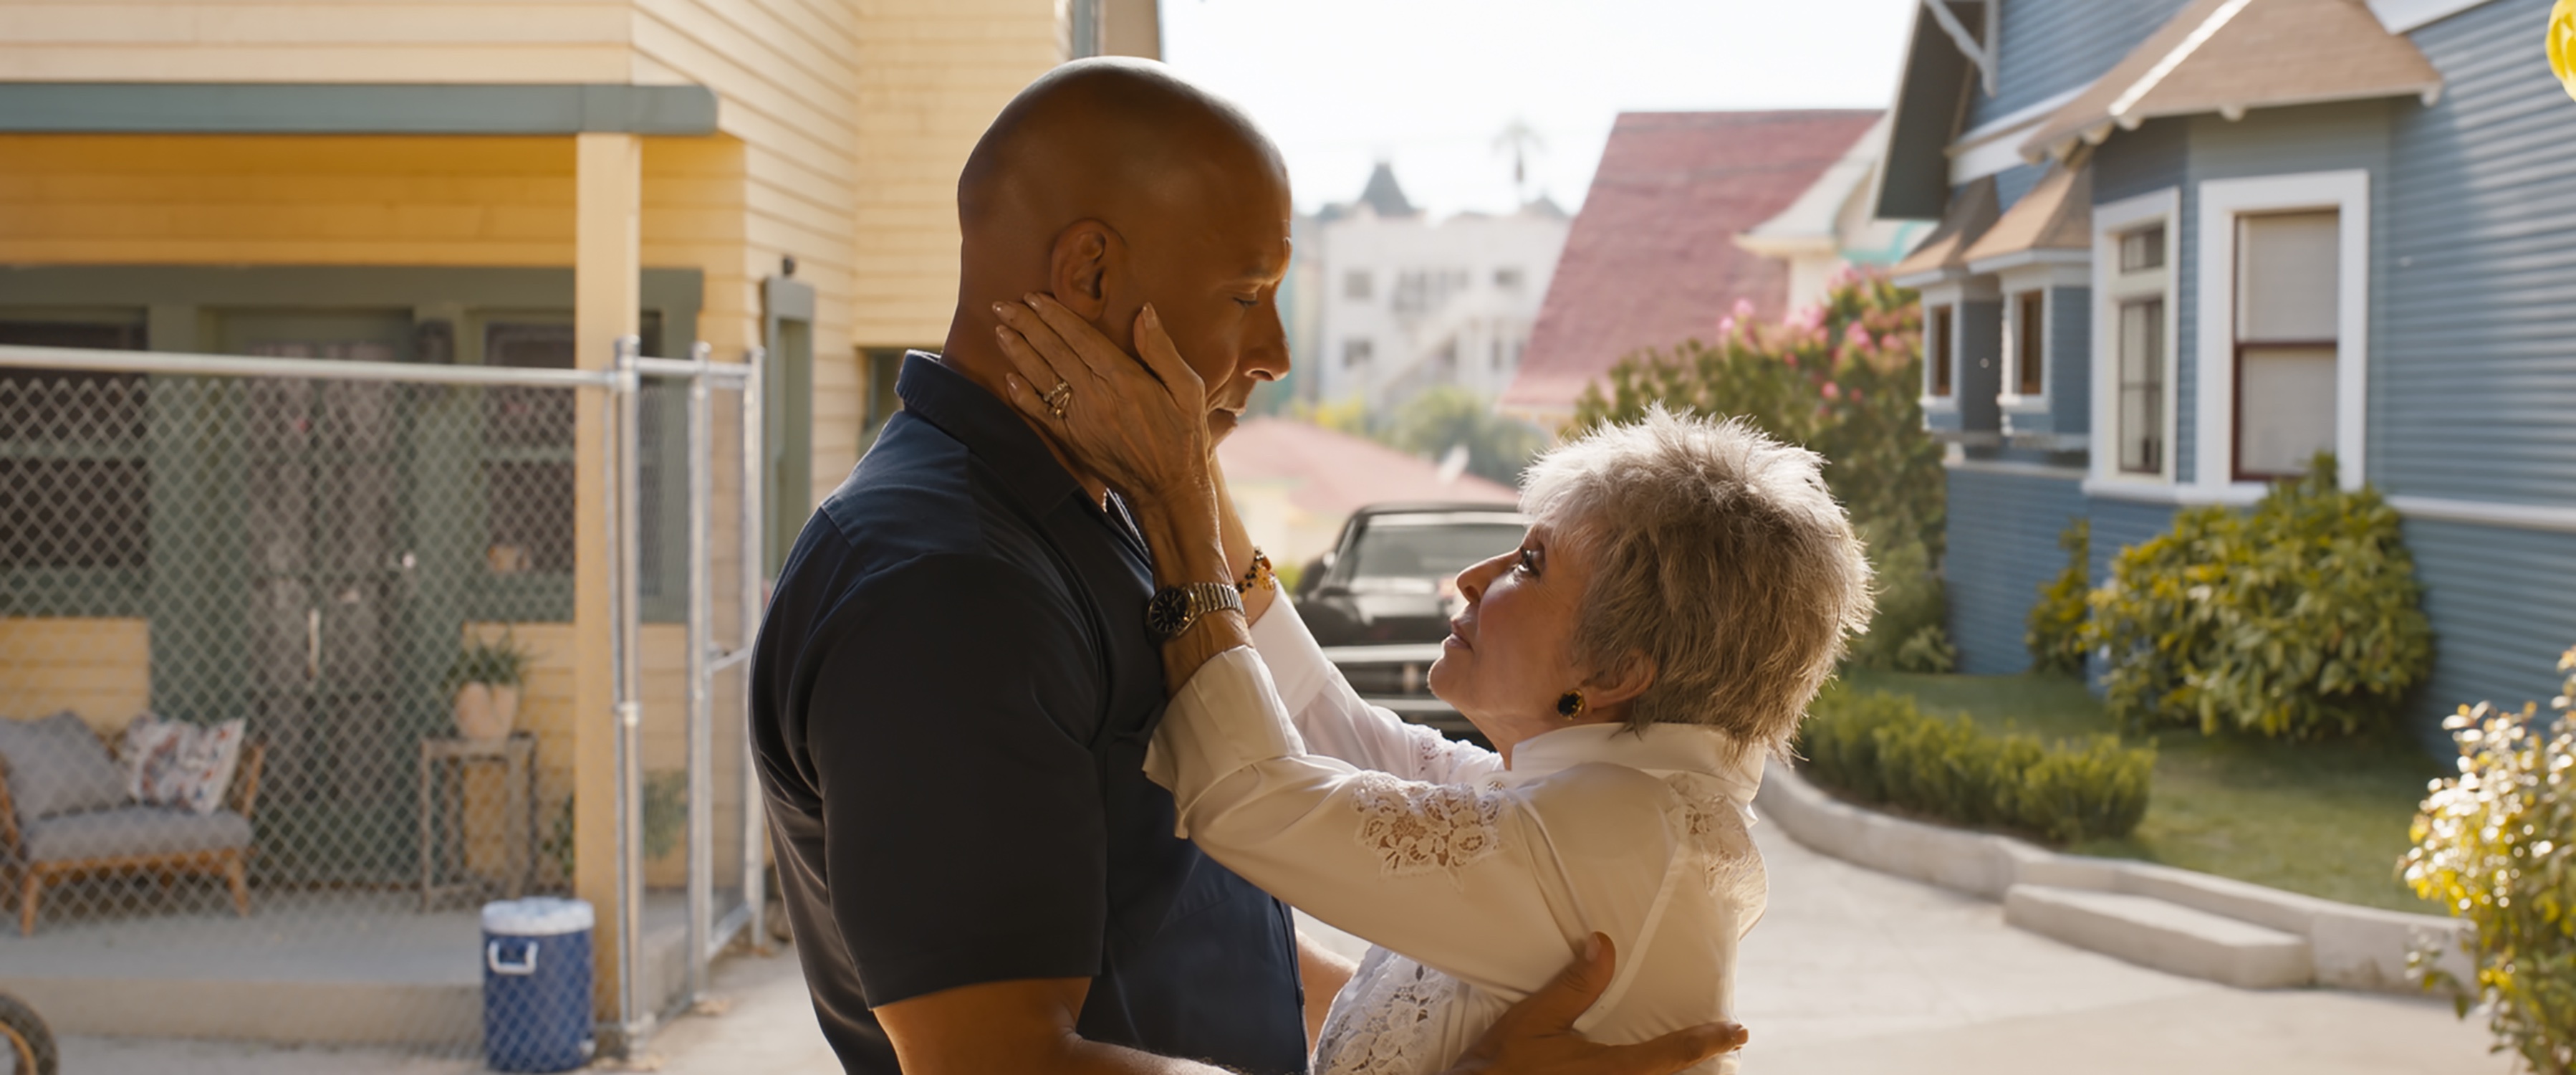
[749,353,1307,1074]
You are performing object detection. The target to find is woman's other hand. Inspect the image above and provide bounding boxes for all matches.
[1442,935,1748,1075]
[991,295,1213,507]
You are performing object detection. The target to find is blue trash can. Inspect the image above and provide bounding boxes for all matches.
[481,897,595,1073]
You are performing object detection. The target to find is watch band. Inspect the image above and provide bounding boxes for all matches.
[1148,581,1245,641]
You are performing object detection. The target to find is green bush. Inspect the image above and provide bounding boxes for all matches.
[1795,686,2153,844]
[2026,518,2090,676]
[1847,533,1956,674]
[2404,646,2576,1074]
[2085,457,2433,740]
[1384,385,1550,487]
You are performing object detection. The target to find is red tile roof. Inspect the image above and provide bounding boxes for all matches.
[1502,110,1883,419]
[1217,417,1518,521]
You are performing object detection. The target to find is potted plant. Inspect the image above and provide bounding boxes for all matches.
[447,630,536,742]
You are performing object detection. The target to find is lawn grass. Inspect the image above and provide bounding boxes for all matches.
[1835,669,2448,914]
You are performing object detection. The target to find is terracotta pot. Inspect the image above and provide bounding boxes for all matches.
[453,683,522,742]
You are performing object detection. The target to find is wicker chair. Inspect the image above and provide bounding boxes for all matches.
[0,733,265,937]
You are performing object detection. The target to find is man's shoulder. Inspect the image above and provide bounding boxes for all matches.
[807,413,1049,573]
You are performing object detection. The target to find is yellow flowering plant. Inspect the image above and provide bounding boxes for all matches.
[2405,646,2576,1074]
[2552,0,2576,102]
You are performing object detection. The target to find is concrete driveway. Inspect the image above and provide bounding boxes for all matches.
[1731,813,2511,1074]
[58,812,2512,1075]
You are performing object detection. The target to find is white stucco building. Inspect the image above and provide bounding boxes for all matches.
[1304,164,1570,414]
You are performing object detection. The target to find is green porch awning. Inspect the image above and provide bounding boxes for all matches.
[0,82,719,136]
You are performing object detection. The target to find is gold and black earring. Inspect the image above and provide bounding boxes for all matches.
[1556,690,1587,720]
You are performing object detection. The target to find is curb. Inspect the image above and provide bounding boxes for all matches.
[1753,760,2473,993]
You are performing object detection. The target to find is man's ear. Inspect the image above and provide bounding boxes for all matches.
[1047,219,1125,322]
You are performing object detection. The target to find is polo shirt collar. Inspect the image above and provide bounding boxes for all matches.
[1503,722,1767,805]
[895,351,1086,515]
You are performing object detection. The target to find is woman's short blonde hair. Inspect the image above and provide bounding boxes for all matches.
[1521,406,1874,750]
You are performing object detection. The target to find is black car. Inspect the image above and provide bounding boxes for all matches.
[1294,502,1528,737]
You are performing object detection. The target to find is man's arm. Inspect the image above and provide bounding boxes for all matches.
[874,940,1744,1075]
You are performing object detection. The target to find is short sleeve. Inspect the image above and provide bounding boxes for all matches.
[800,552,1109,1008]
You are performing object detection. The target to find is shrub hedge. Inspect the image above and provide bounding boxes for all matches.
[2405,646,2576,1074]
[1795,686,2153,844]
[2085,457,2433,740]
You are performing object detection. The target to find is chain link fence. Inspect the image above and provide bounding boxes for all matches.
[0,338,760,1061]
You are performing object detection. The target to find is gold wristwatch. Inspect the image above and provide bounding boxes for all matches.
[1147,581,1244,641]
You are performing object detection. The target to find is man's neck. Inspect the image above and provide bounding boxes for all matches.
[938,317,1114,508]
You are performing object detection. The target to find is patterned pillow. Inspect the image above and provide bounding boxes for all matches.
[120,715,248,816]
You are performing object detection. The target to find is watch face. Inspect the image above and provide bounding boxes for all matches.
[1146,587,1191,639]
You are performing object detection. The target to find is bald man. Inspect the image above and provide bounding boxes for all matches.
[750,59,1741,1075]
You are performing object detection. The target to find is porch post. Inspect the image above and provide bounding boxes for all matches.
[573,130,643,1037]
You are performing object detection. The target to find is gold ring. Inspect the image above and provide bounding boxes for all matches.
[1043,380,1073,418]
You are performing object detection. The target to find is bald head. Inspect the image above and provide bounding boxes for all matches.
[944,59,1294,446]
[959,58,1285,246]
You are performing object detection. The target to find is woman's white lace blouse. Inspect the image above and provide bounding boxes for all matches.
[1141,597,1768,1075]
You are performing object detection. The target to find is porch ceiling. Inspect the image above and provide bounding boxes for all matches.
[2021,0,2442,161]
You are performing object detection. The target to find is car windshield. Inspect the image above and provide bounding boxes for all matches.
[1343,517,1526,589]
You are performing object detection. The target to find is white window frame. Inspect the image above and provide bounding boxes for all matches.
[1915,278,1996,414]
[1994,262,2089,414]
[2087,188,2182,489]
[2194,170,2370,494]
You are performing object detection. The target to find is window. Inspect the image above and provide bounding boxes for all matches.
[2233,210,2339,480]
[2116,299,2165,474]
[481,322,577,576]
[2011,290,2046,397]
[2120,225,2166,272]
[1344,270,1373,301]
[1926,305,1955,397]
[1343,338,1373,368]
[860,347,905,450]
[2104,217,2173,477]
[1494,267,1524,291]
[0,319,148,583]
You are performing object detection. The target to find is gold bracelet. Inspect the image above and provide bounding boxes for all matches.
[1236,548,1277,594]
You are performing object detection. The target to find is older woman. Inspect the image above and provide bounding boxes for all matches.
[989,297,1872,1075]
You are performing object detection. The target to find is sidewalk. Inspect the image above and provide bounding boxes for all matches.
[57,945,837,1075]
[1731,813,2509,1074]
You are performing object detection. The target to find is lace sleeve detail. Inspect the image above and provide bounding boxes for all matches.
[1350,770,1510,883]
[1316,950,1458,1075]
[1663,773,1766,910]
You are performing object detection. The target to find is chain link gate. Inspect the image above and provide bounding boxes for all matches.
[0,336,764,1061]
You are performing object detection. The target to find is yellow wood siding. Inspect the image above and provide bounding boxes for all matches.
[850,0,1062,348]
[0,1,639,82]
[0,618,150,737]
[474,621,731,887]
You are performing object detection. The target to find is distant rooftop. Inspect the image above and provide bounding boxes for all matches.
[1501,109,1881,421]
[1356,161,1418,218]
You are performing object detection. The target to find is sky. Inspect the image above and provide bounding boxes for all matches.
[1162,0,1921,219]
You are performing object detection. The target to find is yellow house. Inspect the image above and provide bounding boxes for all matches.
[0,0,1160,1040]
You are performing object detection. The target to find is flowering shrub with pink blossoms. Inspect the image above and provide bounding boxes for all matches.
[1571,272,1951,671]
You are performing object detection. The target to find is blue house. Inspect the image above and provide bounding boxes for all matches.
[1878,0,2576,736]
